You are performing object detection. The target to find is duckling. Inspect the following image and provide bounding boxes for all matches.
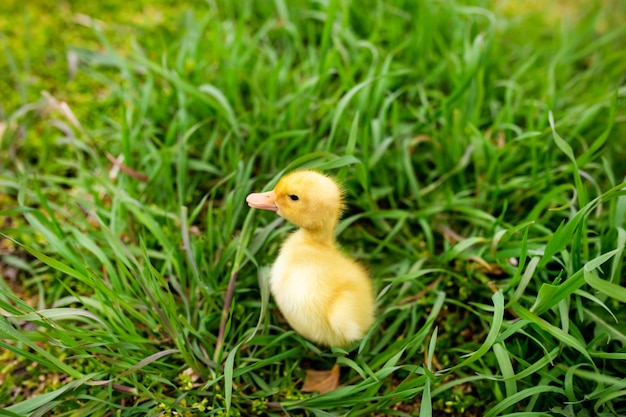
[246,170,375,347]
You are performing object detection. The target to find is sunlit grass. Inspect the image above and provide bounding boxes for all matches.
[1,0,625,416]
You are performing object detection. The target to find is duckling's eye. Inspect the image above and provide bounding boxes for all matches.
[288,194,299,201]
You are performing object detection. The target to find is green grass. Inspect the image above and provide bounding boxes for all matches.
[1,0,626,416]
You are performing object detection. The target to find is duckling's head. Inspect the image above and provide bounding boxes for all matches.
[247,170,344,231]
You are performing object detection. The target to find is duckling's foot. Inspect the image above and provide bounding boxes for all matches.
[301,364,340,394]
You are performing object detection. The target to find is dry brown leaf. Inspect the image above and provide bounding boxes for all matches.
[105,152,149,182]
[468,256,504,275]
[399,278,442,305]
[301,364,340,394]
[436,224,466,244]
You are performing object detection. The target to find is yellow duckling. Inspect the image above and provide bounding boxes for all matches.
[246,170,375,347]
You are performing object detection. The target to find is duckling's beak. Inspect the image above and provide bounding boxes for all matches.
[246,190,278,212]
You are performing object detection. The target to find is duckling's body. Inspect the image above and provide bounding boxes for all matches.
[271,229,374,346]
[247,170,375,347]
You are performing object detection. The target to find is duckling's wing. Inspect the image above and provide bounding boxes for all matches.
[325,262,375,346]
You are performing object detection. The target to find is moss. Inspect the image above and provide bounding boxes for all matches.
[0,0,204,158]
